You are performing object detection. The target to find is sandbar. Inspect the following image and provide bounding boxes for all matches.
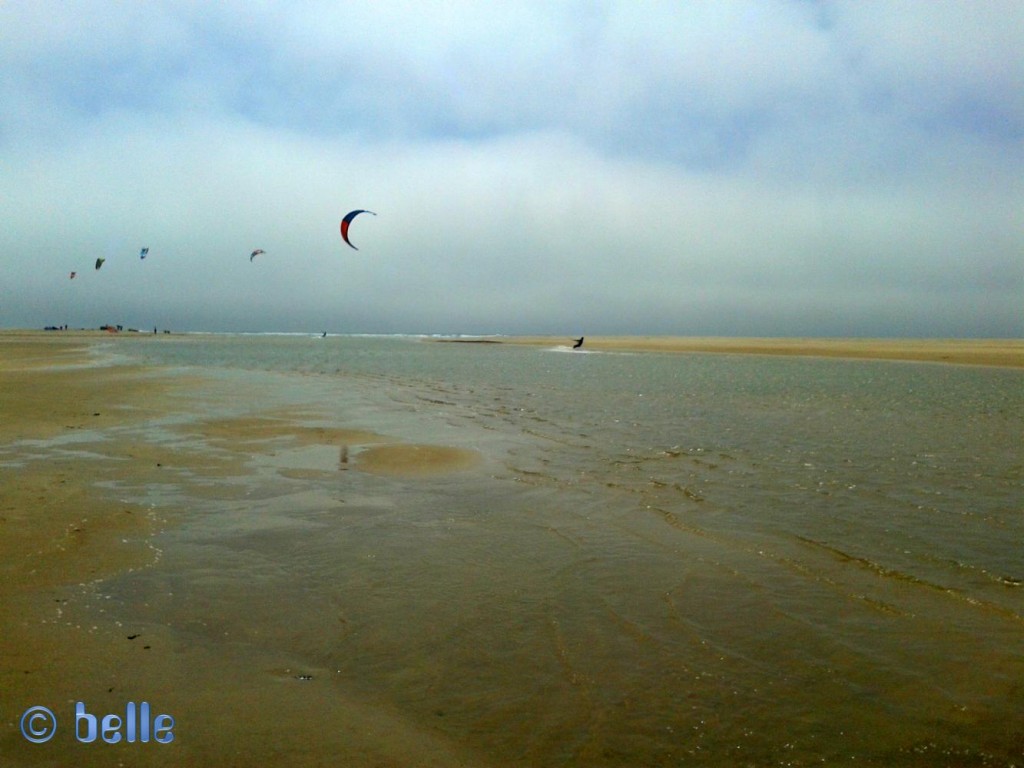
[440,335,1024,368]
[355,443,482,477]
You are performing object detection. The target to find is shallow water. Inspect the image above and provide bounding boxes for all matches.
[83,336,1024,764]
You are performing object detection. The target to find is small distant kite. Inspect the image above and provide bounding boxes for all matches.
[95,258,105,271]
[140,247,149,260]
[69,271,77,280]
[340,209,376,250]
[250,249,265,262]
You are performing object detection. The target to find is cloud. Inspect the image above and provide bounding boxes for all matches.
[1,1,1020,336]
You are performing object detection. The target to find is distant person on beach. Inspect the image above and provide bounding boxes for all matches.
[573,337,584,349]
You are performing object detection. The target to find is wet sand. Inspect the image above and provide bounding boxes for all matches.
[0,334,489,766]
[357,444,482,477]
[3,330,1021,765]
[442,335,1024,368]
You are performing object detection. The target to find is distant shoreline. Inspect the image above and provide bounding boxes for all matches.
[430,335,1024,368]
[1,329,1021,368]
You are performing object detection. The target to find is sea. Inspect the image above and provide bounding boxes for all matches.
[80,334,1024,765]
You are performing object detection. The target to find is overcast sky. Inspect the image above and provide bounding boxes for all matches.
[2,1,1021,336]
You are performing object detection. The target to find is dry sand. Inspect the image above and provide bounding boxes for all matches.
[440,335,1024,368]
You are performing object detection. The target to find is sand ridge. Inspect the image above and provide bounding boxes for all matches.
[355,443,483,477]
[435,335,1024,368]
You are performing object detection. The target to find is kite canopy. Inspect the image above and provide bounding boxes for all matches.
[95,258,105,270]
[140,247,149,260]
[250,249,265,262]
[69,271,77,280]
[340,209,376,250]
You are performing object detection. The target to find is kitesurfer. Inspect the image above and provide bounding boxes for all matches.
[573,337,584,349]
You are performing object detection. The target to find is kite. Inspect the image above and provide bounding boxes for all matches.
[140,247,149,260]
[250,249,265,262]
[95,258,105,270]
[69,271,77,280]
[340,209,376,250]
